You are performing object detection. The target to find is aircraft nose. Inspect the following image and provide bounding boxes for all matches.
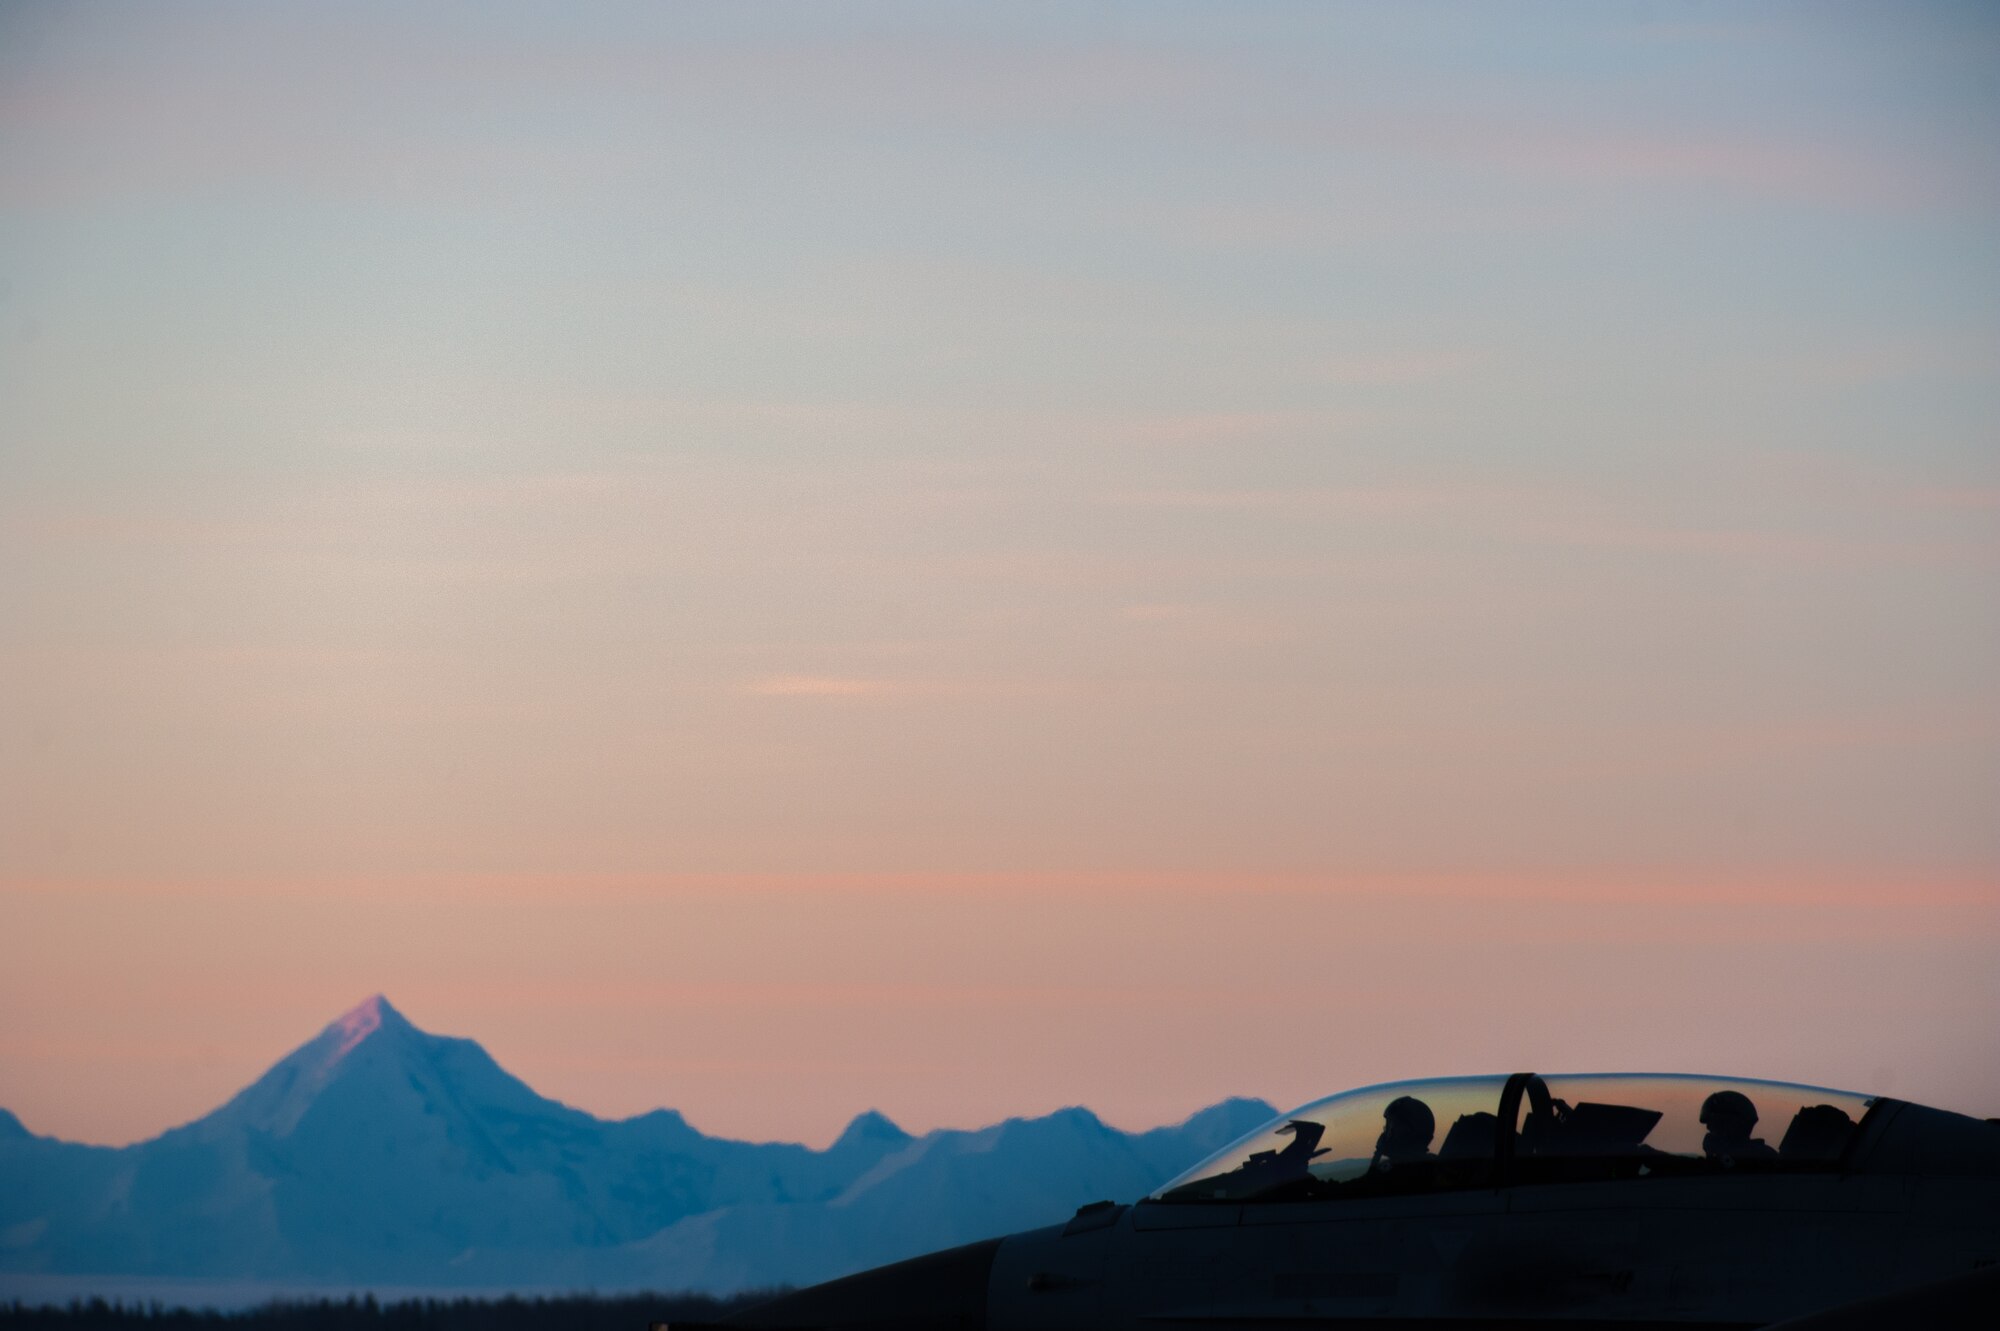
[710,1236,1002,1330]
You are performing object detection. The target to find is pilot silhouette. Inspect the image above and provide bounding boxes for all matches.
[1700,1090,1778,1164]
[1370,1095,1437,1172]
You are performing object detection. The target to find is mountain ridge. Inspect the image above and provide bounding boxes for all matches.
[0,996,1277,1295]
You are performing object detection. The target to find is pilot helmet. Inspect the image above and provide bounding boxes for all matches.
[1383,1095,1435,1142]
[1699,1090,1758,1133]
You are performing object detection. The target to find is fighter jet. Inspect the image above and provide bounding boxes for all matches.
[663,1072,2000,1329]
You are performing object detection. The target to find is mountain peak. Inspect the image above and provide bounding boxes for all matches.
[326,994,410,1055]
[1181,1095,1278,1127]
[194,996,434,1138]
[831,1109,909,1152]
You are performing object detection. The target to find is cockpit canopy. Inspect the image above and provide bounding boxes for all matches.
[1152,1073,1875,1203]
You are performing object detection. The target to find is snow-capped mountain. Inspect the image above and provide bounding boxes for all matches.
[0,997,1274,1294]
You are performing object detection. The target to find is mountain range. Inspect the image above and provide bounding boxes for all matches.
[0,996,1275,1294]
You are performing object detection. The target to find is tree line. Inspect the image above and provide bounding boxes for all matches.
[0,1292,778,1331]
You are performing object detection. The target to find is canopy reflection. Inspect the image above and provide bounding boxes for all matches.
[1152,1073,1875,1204]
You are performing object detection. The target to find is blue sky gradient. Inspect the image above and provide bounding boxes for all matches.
[1,2,1995,1145]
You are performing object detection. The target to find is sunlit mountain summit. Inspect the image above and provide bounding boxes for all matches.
[0,998,1273,1294]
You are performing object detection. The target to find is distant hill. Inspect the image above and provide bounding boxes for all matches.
[0,997,1276,1295]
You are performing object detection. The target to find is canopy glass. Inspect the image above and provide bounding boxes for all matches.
[1152,1073,1875,1203]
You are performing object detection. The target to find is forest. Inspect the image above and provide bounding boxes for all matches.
[0,1293,774,1331]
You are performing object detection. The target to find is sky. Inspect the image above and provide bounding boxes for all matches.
[1,0,1996,1148]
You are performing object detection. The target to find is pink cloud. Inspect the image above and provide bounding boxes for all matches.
[1517,514,1995,568]
[1102,484,1510,513]
[1118,603,1197,622]
[1288,107,1949,214]
[1903,485,2000,512]
[1320,350,1487,385]
[741,675,889,698]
